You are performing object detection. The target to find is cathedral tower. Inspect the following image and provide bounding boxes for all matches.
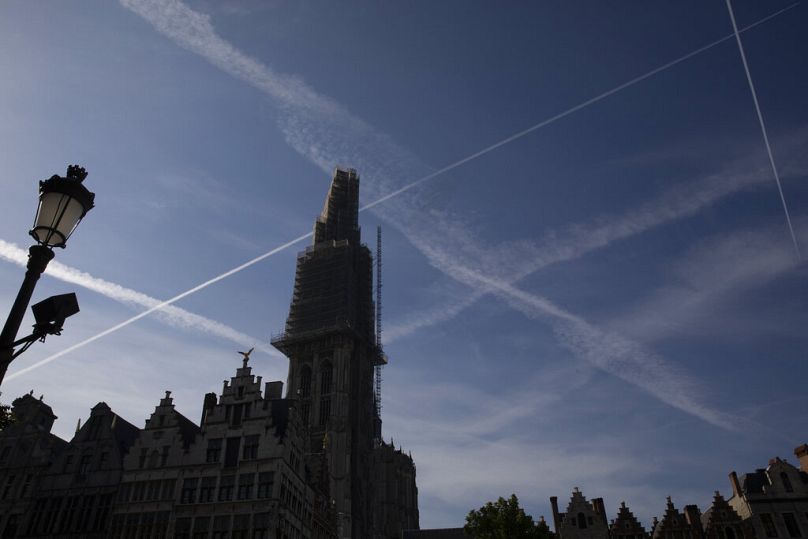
[273,168,383,539]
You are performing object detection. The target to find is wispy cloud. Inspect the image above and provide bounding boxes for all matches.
[113,0,779,428]
[608,221,806,342]
[0,239,278,357]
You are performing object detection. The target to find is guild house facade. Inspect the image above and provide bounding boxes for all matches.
[0,168,419,539]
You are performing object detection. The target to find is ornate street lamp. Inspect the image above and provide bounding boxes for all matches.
[0,165,95,386]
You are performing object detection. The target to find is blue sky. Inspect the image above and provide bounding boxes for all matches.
[1,0,807,529]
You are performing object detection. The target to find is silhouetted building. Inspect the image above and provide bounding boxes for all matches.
[610,501,647,539]
[272,167,417,538]
[0,393,68,538]
[701,491,754,539]
[0,167,416,539]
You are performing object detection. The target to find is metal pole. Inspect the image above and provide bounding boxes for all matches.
[0,245,54,386]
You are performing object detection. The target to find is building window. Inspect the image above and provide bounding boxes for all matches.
[1,476,15,500]
[781,472,794,493]
[0,446,10,463]
[98,452,109,470]
[237,473,254,500]
[320,361,333,394]
[257,472,274,498]
[77,454,93,479]
[192,516,210,539]
[301,402,311,425]
[212,515,231,539]
[243,435,259,460]
[148,449,160,468]
[199,476,216,503]
[577,513,587,529]
[138,448,148,468]
[180,478,198,504]
[218,475,235,501]
[206,438,222,463]
[761,514,778,538]
[253,512,270,539]
[726,527,738,539]
[233,514,250,539]
[161,445,170,467]
[161,479,176,500]
[225,437,241,467]
[299,366,312,398]
[175,517,192,539]
[319,397,331,426]
[783,514,802,538]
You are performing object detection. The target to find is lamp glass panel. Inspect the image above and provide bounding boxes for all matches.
[32,192,85,246]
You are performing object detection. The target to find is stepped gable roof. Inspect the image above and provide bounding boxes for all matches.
[173,410,201,449]
[652,497,690,539]
[701,491,742,530]
[611,501,647,536]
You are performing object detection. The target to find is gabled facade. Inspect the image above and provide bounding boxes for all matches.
[701,491,753,539]
[727,455,808,539]
[651,498,694,539]
[551,488,609,539]
[0,394,68,538]
[610,501,647,539]
[22,401,139,537]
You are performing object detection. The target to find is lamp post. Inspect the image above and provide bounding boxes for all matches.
[0,165,95,386]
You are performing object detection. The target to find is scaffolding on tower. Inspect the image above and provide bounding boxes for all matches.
[374,225,384,420]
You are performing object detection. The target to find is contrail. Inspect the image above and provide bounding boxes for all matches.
[6,232,311,381]
[725,0,801,258]
[0,239,277,357]
[9,1,797,380]
[360,1,800,211]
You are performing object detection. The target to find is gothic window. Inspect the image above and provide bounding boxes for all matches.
[301,402,311,425]
[320,361,333,395]
[299,365,312,398]
[578,513,587,529]
[781,472,794,493]
[319,397,331,426]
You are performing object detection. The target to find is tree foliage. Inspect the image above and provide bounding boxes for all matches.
[0,394,13,431]
[464,494,552,539]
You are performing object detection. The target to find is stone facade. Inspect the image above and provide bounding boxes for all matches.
[610,501,647,539]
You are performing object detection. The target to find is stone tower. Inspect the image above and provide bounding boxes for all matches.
[273,167,382,539]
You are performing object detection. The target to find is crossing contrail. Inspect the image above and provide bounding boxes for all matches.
[725,0,801,258]
[9,1,797,384]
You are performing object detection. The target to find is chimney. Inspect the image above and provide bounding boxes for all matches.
[266,381,283,400]
[201,392,217,425]
[592,498,607,525]
[794,444,808,472]
[729,471,742,498]
[550,496,561,533]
